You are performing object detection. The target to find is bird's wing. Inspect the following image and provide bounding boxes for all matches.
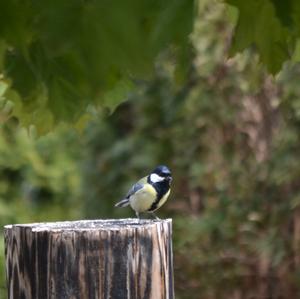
[126,176,148,198]
[115,176,149,208]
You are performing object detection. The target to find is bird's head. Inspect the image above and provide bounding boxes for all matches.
[149,165,172,185]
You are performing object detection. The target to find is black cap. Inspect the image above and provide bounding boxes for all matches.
[152,165,171,177]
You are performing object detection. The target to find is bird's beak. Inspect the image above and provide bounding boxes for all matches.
[167,176,173,182]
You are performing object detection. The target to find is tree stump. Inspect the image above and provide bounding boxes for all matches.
[4,219,174,299]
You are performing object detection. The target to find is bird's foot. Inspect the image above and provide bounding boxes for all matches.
[151,212,160,220]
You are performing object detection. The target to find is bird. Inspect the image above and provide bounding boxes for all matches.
[115,165,172,219]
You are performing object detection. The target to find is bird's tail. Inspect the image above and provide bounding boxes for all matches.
[114,198,130,208]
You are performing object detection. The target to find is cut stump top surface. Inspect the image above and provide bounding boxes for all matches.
[4,218,172,232]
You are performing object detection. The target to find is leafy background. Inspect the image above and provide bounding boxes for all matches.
[1,0,300,298]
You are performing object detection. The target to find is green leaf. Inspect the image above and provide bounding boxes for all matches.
[0,79,8,98]
[270,0,293,27]
[0,39,7,72]
[0,0,196,131]
[102,79,135,113]
[227,0,290,73]
[292,39,300,62]
[0,0,34,55]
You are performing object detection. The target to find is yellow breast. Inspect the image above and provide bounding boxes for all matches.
[129,184,157,213]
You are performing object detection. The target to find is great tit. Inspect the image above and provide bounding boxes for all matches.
[115,165,172,219]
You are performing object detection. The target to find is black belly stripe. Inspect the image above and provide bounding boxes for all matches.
[148,195,165,212]
[148,180,170,212]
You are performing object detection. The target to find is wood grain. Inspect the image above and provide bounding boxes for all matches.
[4,219,174,299]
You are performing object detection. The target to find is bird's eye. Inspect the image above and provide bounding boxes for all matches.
[161,172,171,177]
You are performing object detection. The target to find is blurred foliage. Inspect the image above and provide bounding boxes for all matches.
[226,0,300,73]
[2,0,300,299]
[0,0,194,131]
[0,124,82,226]
[1,0,300,131]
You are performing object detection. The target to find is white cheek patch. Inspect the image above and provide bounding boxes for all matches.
[150,173,164,183]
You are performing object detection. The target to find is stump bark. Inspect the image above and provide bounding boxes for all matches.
[4,219,174,299]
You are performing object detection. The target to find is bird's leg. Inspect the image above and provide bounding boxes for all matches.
[151,212,160,220]
[135,211,140,219]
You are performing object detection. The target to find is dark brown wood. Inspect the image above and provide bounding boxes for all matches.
[4,219,174,299]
